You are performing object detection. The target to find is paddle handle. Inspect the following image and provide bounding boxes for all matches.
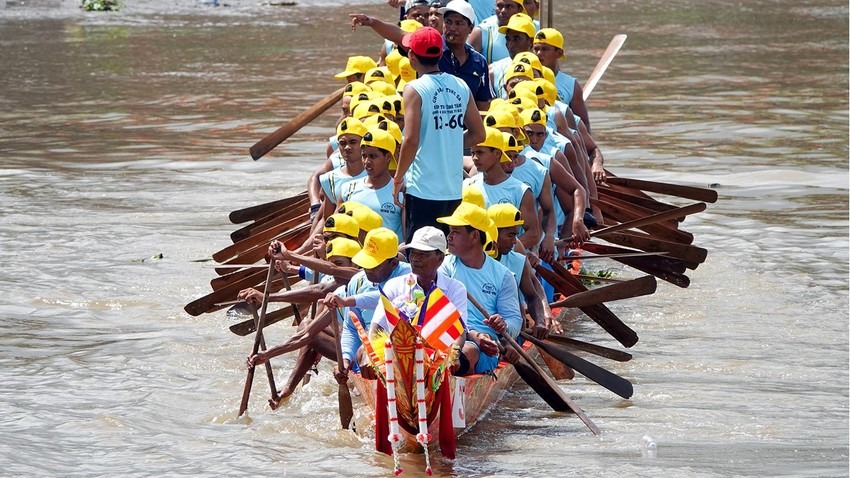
[249,87,345,160]
[251,306,280,404]
[238,259,277,417]
[605,177,718,203]
[590,202,707,238]
[465,293,600,435]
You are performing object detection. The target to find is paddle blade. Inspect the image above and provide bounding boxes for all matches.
[543,334,633,363]
[550,275,657,309]
[338,385,354,429]
[513,360,572,413]
[524,334,634,399]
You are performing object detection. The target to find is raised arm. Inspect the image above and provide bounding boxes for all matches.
[349,13,406,45]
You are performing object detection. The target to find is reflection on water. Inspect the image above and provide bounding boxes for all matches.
[0,0,847,476]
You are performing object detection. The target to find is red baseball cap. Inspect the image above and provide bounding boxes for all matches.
[402,26,444,58]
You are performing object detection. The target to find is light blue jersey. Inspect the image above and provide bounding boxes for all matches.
[521,145,565,227]
[468,0,494,24]
[477,16,509,64]
[328,150,345,170]
[509,155,547,208]
[340,262,412,363]
[340,178,404,240]
[439,254,521,342]
[319,168,367,206]
[463,173,529,210]
[406,72,471,201]
[490,57,512,99]
[498,249,525,288]
[555,71,577,105]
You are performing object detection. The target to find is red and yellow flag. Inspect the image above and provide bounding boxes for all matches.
[418,287,465,353]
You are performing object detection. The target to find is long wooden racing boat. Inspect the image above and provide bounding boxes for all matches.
[348,318,533,474]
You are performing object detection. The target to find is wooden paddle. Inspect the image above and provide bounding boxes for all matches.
[549,275,657,309]
[249,87,346,161]
[587,202,707,239]
[230,200,310,243]
[229,191,309,224]
[594,231,708,265]
[534,263,639,348]
[250,304,280,404]
[331,309,354,429]
[466,293,600,435]
[591,198,694,245]
[542,334,633,362]
[580,242,692,273]
[583,34,627,100]
[556,251,672,262]
[230,303,312,336]
[605,177,719,204]
[238,259,277,417]
[521,333,634,399]
[599,186,679,216]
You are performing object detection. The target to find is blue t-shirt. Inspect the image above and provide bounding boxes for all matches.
[406,72,471,201]
[439,254,521,341]
[468,0,494,24]
[522,145,565,227]
[490,56,512,99]
[340,178,404,240]
[439,43,494,103]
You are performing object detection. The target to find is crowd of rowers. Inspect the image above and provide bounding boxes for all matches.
[239,0,610,406]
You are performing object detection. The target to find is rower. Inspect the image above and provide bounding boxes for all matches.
[469,0,533,64]
[323,227,412,379]
[462,126,541,250]
[519,107,590,244]
[488,12,536,99]
[436,202,522,374]
[532,27,591,132]
[334,55,378,84]
[339,128,405,239]
[499,130,557,264]
[304,118,370,248]
[486,203,558,338]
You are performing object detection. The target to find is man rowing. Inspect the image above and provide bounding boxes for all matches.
[437,202,522,374]
[486,203,558,338]
[463,126,542,250]
[339,128,405,239]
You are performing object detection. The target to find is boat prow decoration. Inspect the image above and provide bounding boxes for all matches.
[351,319,528,470]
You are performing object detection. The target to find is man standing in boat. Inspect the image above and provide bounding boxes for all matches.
[437,202,522,374]
[393,27,486,241]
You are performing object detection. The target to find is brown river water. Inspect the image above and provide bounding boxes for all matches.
[1,0,847,476]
